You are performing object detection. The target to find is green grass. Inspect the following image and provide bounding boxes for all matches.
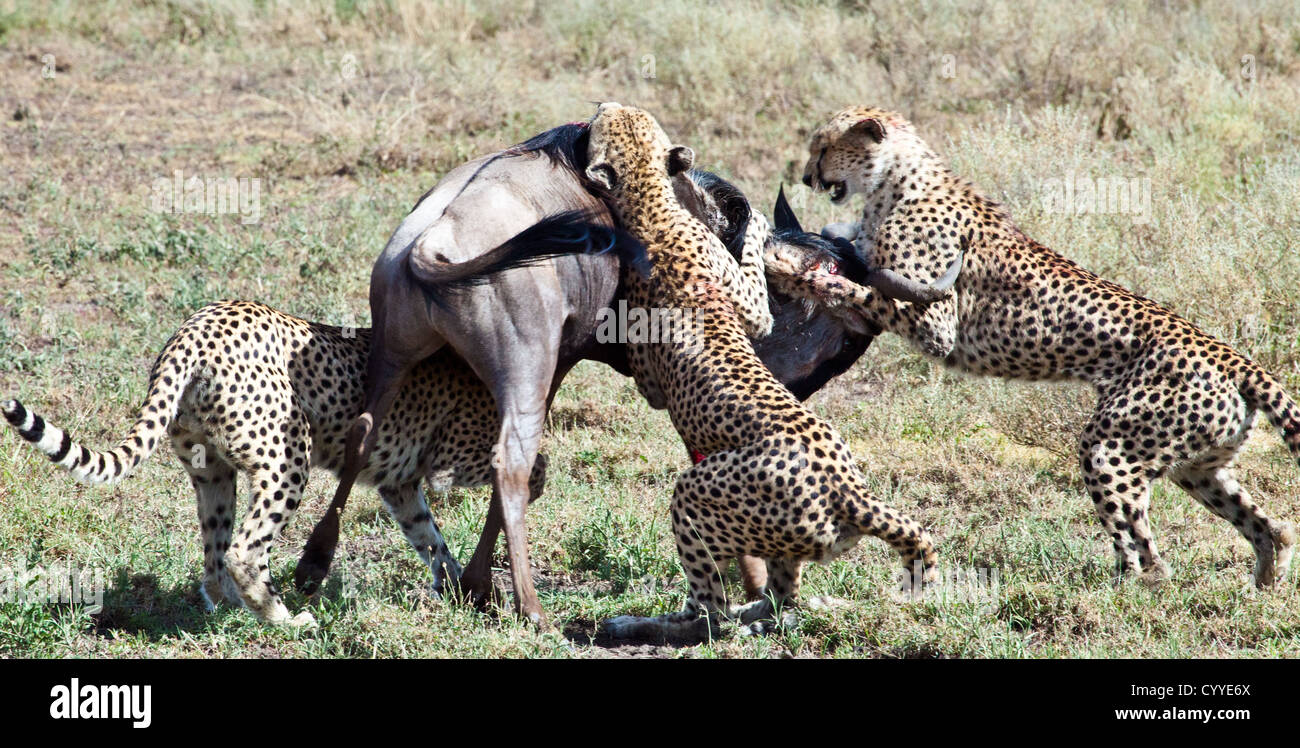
[1,0,1299,658]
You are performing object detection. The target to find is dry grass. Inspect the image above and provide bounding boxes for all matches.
[1,0,1299,658]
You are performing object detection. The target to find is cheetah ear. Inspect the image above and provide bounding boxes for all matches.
[850,117,885,143]
[773,184,803,234]
[666,145,695,176]
[586,162,617,191]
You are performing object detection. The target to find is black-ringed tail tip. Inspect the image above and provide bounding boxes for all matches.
[5,397,70,462]
[2,397,143,485]
[4,398,42,438]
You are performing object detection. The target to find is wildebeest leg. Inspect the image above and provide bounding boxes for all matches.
[456,428,552,610]
[452,325,560,624]
[457,483,507,608]
[295,329,436,594]
[491,385,552,624]
[738,556,768,601]
[458,397,558,614]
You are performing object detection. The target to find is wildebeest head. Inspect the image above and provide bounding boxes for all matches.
[763,185,962,343]
[681,173,880,398]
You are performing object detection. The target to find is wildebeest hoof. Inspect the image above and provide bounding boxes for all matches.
[447,573,505,612]
[293,557,331,596]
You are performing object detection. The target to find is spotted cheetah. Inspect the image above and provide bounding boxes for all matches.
[555,103,939,638]
[3,300,546,625]
[796,105,1297,587]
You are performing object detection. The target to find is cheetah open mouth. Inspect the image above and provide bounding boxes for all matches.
[827,181,847,203]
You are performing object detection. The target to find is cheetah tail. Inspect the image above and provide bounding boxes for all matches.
[1240,366,1300,465]
[3,348,197,486]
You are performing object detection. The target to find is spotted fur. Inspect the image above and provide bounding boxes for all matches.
[797,106,1296,587]
[3,300,544,624]
[582,103,937,638]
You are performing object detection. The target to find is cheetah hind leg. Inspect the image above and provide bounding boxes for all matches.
[602,520,728,642]
[1272,521,1297,586]
[379,483,462,598]
[734,558,804,636]
[175,434,241,613]
[1172,463,1295,588]
[601,568,722,642]
[225,461,318,628]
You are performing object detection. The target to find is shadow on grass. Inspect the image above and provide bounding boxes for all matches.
[88,571,211,640]
[87,569,354,641]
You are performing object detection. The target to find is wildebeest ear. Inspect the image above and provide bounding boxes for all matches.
[773,184,803,234]
[850,117,885,143]
[586,162,617,190]
[666,145,695,176]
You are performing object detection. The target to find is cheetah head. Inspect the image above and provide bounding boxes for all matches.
[801,106,912,204]
[584,102,695,204]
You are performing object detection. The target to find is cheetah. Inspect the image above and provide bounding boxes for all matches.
[3,300,546,625]
[559,103,938,637]
[794,105,1297,588]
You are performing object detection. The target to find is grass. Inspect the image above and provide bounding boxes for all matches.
[1,0,1299,658]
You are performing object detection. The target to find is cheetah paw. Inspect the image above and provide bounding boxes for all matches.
[287,611,319,629]
[1273,521,1296,585]
[1138,561,1172,588]
[428,556,465,600]
[199,585,219,613]
[736,611,800,637]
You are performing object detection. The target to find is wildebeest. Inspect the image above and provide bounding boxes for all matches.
[295,122,922,625]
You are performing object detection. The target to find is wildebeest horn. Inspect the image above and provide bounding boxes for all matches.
[773,184,802,234]
[820,222,857,242]
[830,237,965,305]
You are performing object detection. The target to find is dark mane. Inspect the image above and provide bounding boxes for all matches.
[508,123,613,203]
[414,124,751,265]
[508,123,589,173]
[685,169,752,260]
[411,123,608,213]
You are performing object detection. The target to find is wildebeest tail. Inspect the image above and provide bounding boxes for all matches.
[407,210,648,309]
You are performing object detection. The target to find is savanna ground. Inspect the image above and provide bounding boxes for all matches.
[1,0,1298,659]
